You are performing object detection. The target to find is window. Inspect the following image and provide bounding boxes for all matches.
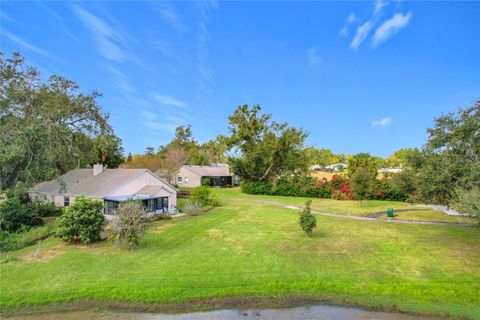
[177,176,182,182]
[154,197,168,212]
[146,199,156,213]
[64,197,70,207]
[104,201,118,215]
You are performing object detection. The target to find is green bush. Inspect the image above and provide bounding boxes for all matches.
[201,177,212,186]
[30,196,62,217]
[0,200,42,233]
[108,201,146,250]
[191,186,219,207]
[241,181,273,195]
[5,182,31,204]
[299,200,317,236]
[0,224,52,252]
[450,187,480,223]
[273,175,320,197]
[56,196,106,243]
[369,180,407,201]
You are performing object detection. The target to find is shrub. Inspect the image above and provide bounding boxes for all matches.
[191,186,219,207]
[56,196,105,243]
[273,175,320,197]
[299,200,317,236]
[108,201,146,250]
[351,167,374,206]
[5,182,30,204]
[201,177,212,186]
[0,200,42,233]
[316,179,332,199]
[0,224,52,252]
[241,181,273,195]
[30,196,62,217]
[370,180,407,201]
[330,174,352,200]
[450,187,480,223]
[182,200,203,216]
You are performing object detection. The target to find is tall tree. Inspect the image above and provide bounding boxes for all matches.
[347,153,383,176]
[425,101,480,189]
[92,133,124,168]
[155,147,188,183]
[226,104,309,181]
[351,166,374,207]
[307,148,340,167]
[0,52,117,189]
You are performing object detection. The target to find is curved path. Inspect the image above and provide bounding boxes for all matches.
[229,197,474,227]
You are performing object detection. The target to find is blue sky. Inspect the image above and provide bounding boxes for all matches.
[1,1,479,157]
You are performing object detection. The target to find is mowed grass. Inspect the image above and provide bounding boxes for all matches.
[212,188,475,223]
[1,199,479,319]
[380,210,477,224]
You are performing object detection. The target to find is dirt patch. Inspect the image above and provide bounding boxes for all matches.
[153,224,175,233]
[19,247,65,263]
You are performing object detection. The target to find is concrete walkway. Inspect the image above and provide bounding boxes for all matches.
[229,198,474,227]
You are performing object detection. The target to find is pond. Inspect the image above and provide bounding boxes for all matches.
[15,305,432,320]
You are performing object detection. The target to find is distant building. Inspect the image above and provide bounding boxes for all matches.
[377,168,403,173]
[310,164,323,171]
[174,164,234,187]
[325,163,348,172]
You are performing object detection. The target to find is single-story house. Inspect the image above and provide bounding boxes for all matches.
[29,164,177,216]
[325,163,348,172]
[310,164,323,171]
[377,168,403,174]
[174,164,234,187]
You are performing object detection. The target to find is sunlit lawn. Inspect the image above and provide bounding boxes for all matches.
[1,198,479,319]
[211,188,474,223]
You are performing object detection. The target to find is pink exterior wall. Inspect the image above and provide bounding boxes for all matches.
[108,171,177,209]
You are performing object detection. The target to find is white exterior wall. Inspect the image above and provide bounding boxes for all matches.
[174,167,201,187]
[54,195,64,206]
[108,171,177,209]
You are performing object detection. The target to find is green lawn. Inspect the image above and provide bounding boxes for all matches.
[379,210,477,224]
[211,188,476,224]
[1,198,479,319]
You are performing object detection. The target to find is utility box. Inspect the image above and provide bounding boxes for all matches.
[387,208,394,218]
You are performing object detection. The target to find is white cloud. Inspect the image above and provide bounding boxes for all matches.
[374,0,388,15]
[1,29,52,57]
[339,12,357,37]
[73,4,126,62]
[350,21,373,50]
[372,12,412,47]
[348,12,357,23]
[307,47,322,65]
[372,116,392,128]
[143,121,178,132]
[141,110,156,120]
[152,94,186,108]
[156,3,187,32]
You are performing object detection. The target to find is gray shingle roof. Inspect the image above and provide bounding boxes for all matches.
[183,165,232,177]
[30,168,147,198]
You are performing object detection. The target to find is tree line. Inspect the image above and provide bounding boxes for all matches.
[1,52,478,218]
[0,53,124,190]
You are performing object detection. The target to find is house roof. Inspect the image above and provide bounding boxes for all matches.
[29,168,169,198]
[182,165,232,177]
[135,185,163,195]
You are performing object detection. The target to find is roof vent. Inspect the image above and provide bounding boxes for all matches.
[93,164,104,176]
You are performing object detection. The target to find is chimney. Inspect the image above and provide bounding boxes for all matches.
[93,164,104,176]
